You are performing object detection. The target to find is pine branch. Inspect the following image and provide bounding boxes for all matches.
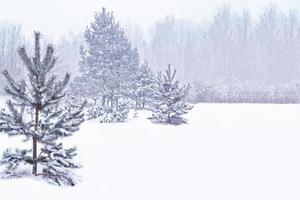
[18,47,37,77]
[3,70,34,105]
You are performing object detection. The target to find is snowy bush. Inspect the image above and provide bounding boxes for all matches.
[191,82,219,103]
[86,103,129,123]
[0,148,32,175]
[39,144,81,186]
[190,81,300,104]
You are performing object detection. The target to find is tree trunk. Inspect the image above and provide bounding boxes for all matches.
[142,97,145,109]
[102,95,106,106]
[93,97,98,105]
[106,98,109,106]
[135,98,139,110]
[116,97,119,107]
[110,96,114,108]
[32,137,37,175]
[32,106,39,175]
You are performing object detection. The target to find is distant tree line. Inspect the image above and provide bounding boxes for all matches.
[127,5,300,88]
[2,4,300,103]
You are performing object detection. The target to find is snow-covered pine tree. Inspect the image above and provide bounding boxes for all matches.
[70,46,101,105]
[123,47,140,102]
[130,61,155,109]
[71,7,140,107]
[150,64,192,125]
[0,32,85,186]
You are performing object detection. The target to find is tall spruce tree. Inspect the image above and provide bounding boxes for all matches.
[0,32,85,186]
[71,7,140,106]
[150,65,192,124]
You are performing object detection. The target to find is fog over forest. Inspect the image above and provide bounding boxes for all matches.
[1,4,300,102]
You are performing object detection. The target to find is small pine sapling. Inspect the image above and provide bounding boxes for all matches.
[0,32,86,186]
[150,65,192,125]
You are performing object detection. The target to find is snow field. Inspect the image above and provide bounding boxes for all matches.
[1,104,300,200]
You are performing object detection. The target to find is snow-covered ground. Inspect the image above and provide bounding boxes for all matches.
[0,103,300,200]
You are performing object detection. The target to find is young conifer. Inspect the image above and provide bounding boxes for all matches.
[0,32,85,186]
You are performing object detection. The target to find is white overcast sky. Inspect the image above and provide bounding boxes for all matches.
[0,0,299,39]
